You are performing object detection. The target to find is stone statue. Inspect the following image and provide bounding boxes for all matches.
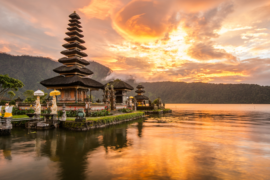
[110,85,116,110]
[4,103,13,118]
[61,104,66,121]
[51,96,57,114]
[34,96,41,114]
[103,84,111,110]
[75,108,86,122]
[134,98,137,111]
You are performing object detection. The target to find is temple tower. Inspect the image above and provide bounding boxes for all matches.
[135,85,149,106]
[41,12,103,103]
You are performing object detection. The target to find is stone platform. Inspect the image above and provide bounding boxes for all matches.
[62,112,145,131]
[26,114,59,130]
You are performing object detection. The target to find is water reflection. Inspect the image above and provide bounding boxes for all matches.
[0,119,143,180]
[1,105,270,180]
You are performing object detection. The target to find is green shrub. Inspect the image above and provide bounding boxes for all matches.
[163,108,171,112]
[118,108,133,113]
[90,111,144,124]
[12,107,35,115]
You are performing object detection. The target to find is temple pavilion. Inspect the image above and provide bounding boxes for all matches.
[135,85,149,106]
[40,12,103,103]
[105,79,134,104]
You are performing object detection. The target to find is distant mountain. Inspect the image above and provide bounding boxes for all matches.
[1,53,270,104]
[126,81,270,104]
[0,53,112,97]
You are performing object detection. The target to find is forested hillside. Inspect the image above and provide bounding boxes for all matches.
[128,81,270,104]
[0,53,112,96]
[1,53,270,103]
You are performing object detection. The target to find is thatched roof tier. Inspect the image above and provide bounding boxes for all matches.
[134,95,149,100]
[105,80,134,90]
[136,85,144,89]
[69,19,81,24]
[61,49,88,57]
[58,57,90,65]
[53,65,93,75]
[69,12,81,19]
[14,97,24,102]
[64,36,85,43]
[67,26,82,32]
[135,85,148,101]
[66,31,84,38]
[62,42,86,50]
[135,90,145,93]
[68,23,82,28]
[40,75,103,88]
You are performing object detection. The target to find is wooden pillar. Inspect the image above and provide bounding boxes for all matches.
[75,88,78,103]
[90,89,92,102]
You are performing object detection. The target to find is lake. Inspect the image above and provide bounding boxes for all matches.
[1,104,270,180]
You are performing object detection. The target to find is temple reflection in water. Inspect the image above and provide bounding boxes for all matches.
[0,118,144,179]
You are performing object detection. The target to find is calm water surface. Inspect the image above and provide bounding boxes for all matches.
[1,104,270,180]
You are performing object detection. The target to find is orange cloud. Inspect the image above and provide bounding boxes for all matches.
[175,0,228,13]
[113,0,176,42]
[0,46,11,53]
[1,0,270,85]
[79,0,123,20]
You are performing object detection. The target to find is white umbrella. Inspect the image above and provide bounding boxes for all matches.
[34,90,44,96]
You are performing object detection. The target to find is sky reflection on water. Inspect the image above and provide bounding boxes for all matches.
[1,104,270,180]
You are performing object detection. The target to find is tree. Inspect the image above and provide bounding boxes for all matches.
[23,90,35,103]
[7,91,15,100]
[40,90,48,103]
[88,95,95,103]
[23,90,34,99]
[0,74,24,101]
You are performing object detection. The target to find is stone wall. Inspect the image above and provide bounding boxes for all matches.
[18,102,127,111]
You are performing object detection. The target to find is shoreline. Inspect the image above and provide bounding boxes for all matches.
[62,111,145,131]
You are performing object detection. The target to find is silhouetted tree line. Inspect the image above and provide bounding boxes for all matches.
[133,82,270,104]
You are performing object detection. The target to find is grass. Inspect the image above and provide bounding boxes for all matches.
[8,115,45,119]
[163,108,172,112]
[11,115,29,118]
[141,109,172,113]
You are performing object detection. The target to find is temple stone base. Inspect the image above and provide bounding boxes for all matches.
[75,117,86,122]
[25,114,58,130]
[26,121,58,130]
[0,117,12,136]
[63,114,145,131]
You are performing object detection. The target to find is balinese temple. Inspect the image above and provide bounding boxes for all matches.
[40,12,103,103]
[135,85,149,106]
[105,80,134,104]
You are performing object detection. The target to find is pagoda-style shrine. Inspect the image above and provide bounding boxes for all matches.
[135,85,149,106]
[105,79,134,104]
[40,12,103,103]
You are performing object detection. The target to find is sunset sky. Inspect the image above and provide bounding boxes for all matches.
[0,0,270,84]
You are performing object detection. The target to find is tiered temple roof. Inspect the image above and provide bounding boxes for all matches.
[135,85,149,101]
[105,79,134,90]
[41,11,103,89]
